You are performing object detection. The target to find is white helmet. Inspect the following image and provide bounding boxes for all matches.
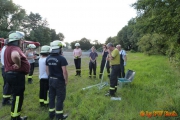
[53,40,66,47]
[8,31,25,42]
[75,43,80,47]
[50,40,63,50]
[27,44,36,49]
[40,45,50,53]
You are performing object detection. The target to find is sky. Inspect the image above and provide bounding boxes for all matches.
[13,0,137,44]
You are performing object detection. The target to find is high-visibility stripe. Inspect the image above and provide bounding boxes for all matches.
[93,75,96,76]
[44,100,49,104]
[28,76,32,78]
[3,95,11,98]
[109,87,115,90]
[99,73,102,74]
[89,75,92,77]
[11,96,20,117]
[39,99,44,102]
[49,108,55,112]
[56,110,63,114]
[11,112,20,117]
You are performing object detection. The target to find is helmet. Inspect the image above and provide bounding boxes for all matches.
[8,31,24,42]
[40,45,50,53]
[75,43,80,47]
[53,40,66,47]
[27,44,36,49]
[50,40,63,50]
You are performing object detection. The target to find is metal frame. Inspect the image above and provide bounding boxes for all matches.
[82,56,109,90]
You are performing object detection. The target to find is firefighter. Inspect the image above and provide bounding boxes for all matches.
[99,44,110,79]
[105,43,120,97]
[1,39,12,106]
[46,40,68,120]
[4,31,30,120]
[25,44,36,84]
[39,45,51,107]
[73,43,82,76]
[89,46,98,78]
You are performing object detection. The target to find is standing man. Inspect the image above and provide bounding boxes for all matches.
[4,31,30,120]
[89,46,98,78]
[116,44,127,78]
[46,40,68,120]
[1,39,12,106]
[105,43,120,97]
[73,43,82,76]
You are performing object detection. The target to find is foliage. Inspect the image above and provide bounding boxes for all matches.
[0,0,65,46]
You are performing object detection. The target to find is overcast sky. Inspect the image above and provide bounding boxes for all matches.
[13,0,137,44]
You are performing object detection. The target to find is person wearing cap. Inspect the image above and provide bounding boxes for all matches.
[116,44,127,78]
[4,31,30,120]
[73,43,82,76]
[1,39,12,106]
[39,45,50,107]
[25,44,36,84]
[46,40,68,120]
[105,43,120,97]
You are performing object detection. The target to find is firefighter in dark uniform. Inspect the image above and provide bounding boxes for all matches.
[99,44,110,79]
[1,39,12,106]
[105,43,120,96]
[4,31,30,120]
[46,40,68,120]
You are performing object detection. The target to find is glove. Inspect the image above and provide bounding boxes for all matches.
[124,62,126,66]
[75,56,79,59]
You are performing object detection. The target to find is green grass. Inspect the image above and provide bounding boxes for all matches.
[0,52,180,120]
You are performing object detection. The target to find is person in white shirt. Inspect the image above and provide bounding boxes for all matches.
[39,45,51,107]
[116,44,127,78]
[1,39,12,106]
[73,43,82,76]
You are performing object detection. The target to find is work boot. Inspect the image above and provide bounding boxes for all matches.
[2,98,11,106]
[56,114,68,120]
[105,92,115,97]
[20,116,28,120]
[11,116,27,120]
[28,78,32,84]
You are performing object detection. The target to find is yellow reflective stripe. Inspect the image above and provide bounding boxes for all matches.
[49,108,55,112]
[56,110,63,114]
[11,96,20,117]
[44,100,49,104]
[39,99,44,102]
[109,87,115,90]
[28,76,32,78]
[89,75,92,76]
[11,112,20,117]
[3,95,11,98]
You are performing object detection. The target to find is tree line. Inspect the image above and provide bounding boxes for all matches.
[1,0,180,65]
[104,0,180,65]
[0,0,64,46]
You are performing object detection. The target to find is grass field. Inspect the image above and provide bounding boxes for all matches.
[0,52,180,120]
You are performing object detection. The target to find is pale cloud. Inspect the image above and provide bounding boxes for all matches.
[13,0,137,43]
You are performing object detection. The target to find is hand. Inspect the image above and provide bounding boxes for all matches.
[124,62,126,66]
[12,64,20,69]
